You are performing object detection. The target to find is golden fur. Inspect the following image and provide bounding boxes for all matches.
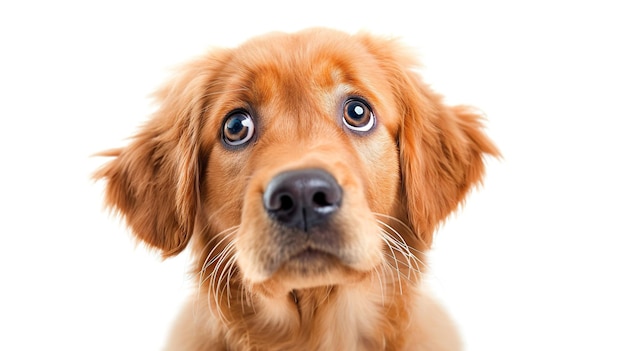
[95,28,498,350]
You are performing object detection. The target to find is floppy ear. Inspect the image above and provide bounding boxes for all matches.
[94,57,219,257]
[397,72,500,248]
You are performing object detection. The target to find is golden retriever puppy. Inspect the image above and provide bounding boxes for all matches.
[95,28,498,350]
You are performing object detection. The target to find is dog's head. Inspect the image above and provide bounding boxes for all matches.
[96,28,498,304]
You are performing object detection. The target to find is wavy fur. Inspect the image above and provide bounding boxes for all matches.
[95,28,498,350]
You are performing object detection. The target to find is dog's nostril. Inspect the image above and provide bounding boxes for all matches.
[279,194,295,211]
[312,191,331,207]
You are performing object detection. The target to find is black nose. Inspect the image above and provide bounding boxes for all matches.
[263,168,342,231]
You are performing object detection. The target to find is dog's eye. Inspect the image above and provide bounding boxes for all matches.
[343,99,375,132]
[223,111,255,146]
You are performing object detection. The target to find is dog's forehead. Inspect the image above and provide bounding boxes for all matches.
[225,31,383,106]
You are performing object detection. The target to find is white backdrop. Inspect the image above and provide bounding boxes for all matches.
[1,1,625,350]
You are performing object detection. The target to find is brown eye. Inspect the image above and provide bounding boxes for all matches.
[223,111,255,146]
[343,99,375,132]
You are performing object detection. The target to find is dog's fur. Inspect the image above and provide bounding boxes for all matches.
[95,28,498,350]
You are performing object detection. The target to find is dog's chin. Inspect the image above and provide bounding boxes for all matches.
[247,249,372,293]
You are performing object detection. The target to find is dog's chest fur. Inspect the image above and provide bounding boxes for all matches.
[221,284,409,351]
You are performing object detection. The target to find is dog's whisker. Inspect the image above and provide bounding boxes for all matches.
[241,282,256,314]
[374,216,418,255]
[198,235,238,300]
[239,279,247,315]
[199,227,238,272]
[375,217,430,274]
[382,252,417,270]
[225,254,239,299]
[199,229,237,269]
[376,219,413,254]
[196,228,238,311]
[373,212,430,250]
[195,228,239,322]
[386,235,424,280]
[208,244,237,322]
[203,237,238,274]
[322,286,333,305]
[373,213,414,235]
[219,254,239,308]
[377,220,418,279]
[382,259,419,281]
[207,242,236,290]
[379,231,404,295]
[378,223,427,289]
[372,265,386,307]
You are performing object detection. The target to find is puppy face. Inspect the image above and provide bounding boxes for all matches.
[96,27,498,312]
[199,33,408,293]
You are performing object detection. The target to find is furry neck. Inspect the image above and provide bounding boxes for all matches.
[213,276,411,351]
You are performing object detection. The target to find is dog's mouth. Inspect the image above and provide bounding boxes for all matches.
[257,243,365,290]
[290,246,336,263]
[281,245,341,275]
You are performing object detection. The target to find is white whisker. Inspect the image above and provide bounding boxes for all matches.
[374,214,430,271]
[217,253,239,308]
[374,213,431,300]
[377,220,418,280]
[379,231,404,295]
[210,243,237,314]
[193,225,241,323]
[372,264,386,307]
[374,212,429,252]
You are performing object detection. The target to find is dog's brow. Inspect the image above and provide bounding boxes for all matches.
[202,88,249,98]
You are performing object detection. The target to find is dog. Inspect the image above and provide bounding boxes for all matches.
[95,28,498,350]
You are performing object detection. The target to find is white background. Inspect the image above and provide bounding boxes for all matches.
[1,1,625,350]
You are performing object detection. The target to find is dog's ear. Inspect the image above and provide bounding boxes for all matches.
[94,56,224,257]
[358,33,498,247]
[397,71,500,247]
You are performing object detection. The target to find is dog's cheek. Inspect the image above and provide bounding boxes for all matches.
[334,191,386,270]
[353,132,401,215]
[202,148,251,228]
[234,183,278,283]
[318,157,387,271]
